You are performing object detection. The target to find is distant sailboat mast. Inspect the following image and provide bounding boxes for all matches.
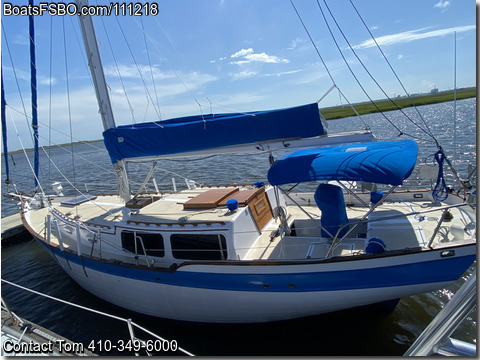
[453,31,457,165]
[75,0,131,201]
[29,0,39,190]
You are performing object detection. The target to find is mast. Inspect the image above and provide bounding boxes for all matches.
[75,0,130,201]
[28,0,39,189]
[75,0,115,130]
[1,65,11,191]
[453,31,457,165]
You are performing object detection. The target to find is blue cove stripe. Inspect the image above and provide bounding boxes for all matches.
[41,241,475,293]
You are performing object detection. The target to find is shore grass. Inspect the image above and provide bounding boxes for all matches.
[320,87,476,120]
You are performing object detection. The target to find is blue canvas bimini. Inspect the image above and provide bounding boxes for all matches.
[267,139,418,186]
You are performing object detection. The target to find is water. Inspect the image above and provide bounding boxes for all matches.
[1,99,476,356]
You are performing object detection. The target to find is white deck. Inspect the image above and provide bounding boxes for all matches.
[243,200,474,260]
[24,187,476,263]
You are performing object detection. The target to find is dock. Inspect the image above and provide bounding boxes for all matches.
[2,305,96,356]
[1,214,30,246]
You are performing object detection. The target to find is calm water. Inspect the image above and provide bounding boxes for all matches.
[1,99,476,356]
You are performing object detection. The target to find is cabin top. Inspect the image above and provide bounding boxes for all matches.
[49,186,273,229]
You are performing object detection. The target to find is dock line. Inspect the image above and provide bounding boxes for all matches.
[1,279,194,356]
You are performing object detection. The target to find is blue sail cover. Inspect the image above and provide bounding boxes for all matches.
[103,103,324,163]
[267,139,418,186]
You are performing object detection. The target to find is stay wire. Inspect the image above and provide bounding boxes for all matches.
[114,16,163,122]
[1,23,36,152]
[316,0,427,142]
[98,15,137,124]
[289,0,336,85]
[62,17,77,197]
[145,2,211,109]
[5,105,46,196]
[349,0,437,144]
[140,15,161,119]
[48,16,53,186]
[37,145,119,217]
[2,22,48,189]
[131,15,206,125]
[133,5,254,119]
[289,0,373,132]
[7,101,146,191]
[319,0,434,143]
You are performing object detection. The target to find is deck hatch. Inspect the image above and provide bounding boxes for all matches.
[183,188,239,209]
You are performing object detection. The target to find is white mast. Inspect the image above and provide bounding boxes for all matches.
[75,0,131,201]
[76,0,115,130]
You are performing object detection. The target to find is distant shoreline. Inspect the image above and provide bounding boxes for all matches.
[5,139,104,156]
[3,87,476,155]
[319,87,476,120]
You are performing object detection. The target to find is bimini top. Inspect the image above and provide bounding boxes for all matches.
[103,103,325,163]
[267,139,418,186]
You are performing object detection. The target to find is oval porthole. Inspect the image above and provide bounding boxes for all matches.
[441,250,455,258]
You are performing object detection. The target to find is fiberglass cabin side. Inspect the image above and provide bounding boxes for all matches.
[36,184,285,266]
[32,177,475,269]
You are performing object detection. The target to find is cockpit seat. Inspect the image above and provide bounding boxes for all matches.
[314,183,349,239]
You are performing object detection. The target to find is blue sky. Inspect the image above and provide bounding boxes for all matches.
[1,0,476,151]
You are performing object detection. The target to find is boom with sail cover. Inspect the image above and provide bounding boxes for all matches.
[103,103,325,163]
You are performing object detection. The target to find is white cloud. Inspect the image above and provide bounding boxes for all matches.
[231,48,254,58]
[2,66,56,86]
[397,54,404,60]
[420,80,437,91]
[434,0,450,9]
[287,37,305,50]
[229,48,289,65]
[229,68,302,81]
[263,69,304,77]
[38,76,57,86]
[210,56,227,63]
[104,64,217,90]
[104,64,175,80]
[352,25,475,49]
[229,70,258,80]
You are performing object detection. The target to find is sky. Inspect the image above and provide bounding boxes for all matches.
[0,0,476,152]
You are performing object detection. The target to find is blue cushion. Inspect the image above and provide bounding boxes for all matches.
[314,184,348,238]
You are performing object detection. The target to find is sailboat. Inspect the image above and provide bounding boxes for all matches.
[4,1,476,323]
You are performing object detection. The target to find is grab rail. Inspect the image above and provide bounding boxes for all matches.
[1,279,194,356]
